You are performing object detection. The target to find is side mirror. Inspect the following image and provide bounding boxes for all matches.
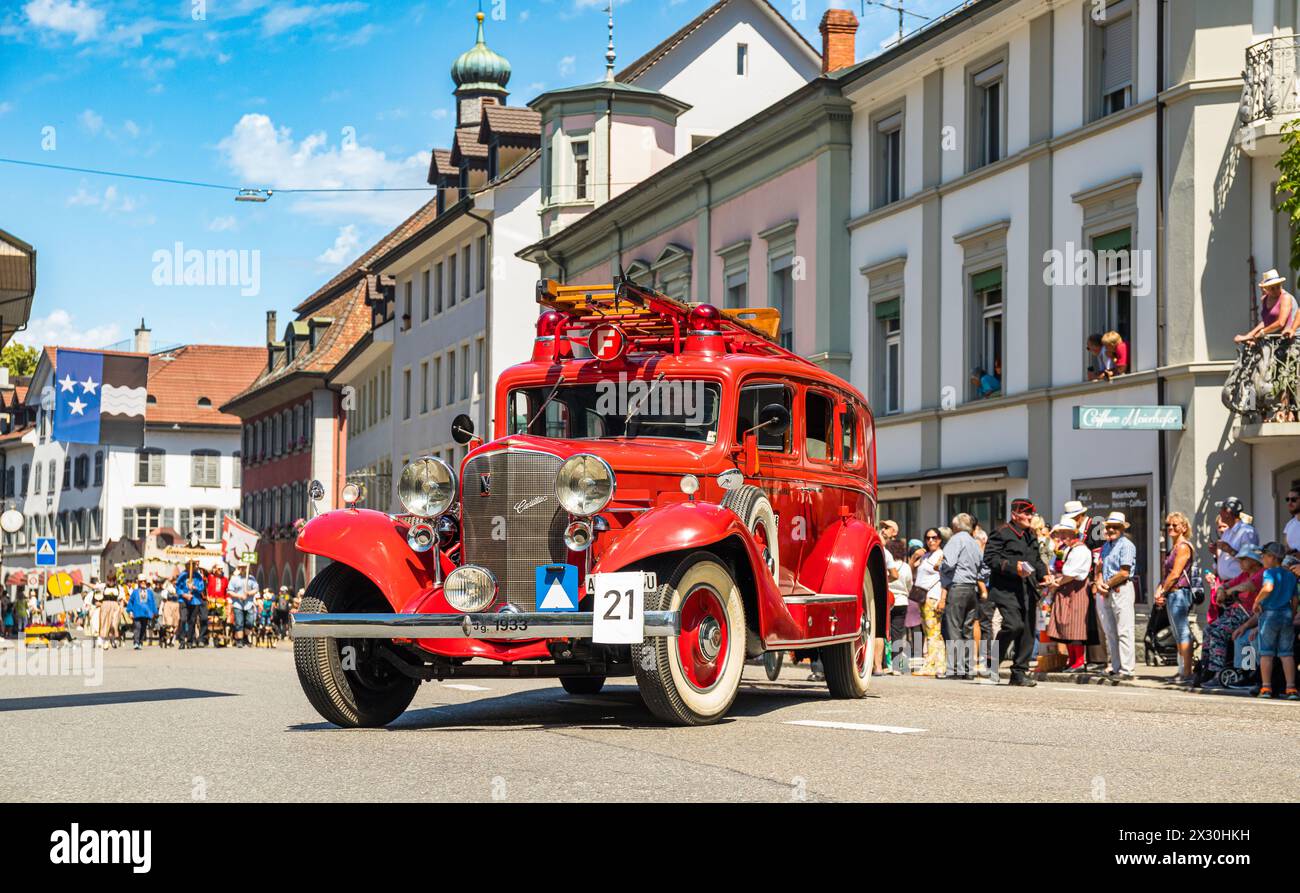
[450,413,475,445]
[758,403,791,436]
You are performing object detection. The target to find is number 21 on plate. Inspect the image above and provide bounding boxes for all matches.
[588,571,644,644]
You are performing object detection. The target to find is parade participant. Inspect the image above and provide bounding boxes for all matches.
[175,560,207,649]
[126,577,158,651]
[158,578,180,648]
[1094,512,1137,679]
[274,585,292,640]
[85,579,102,642]
[1236,543,1298,699]
[913,528,947,677]
[227,563,259,648]
[1155,511,1197,683]
[1212,497,1259,585]
[984,499,1048,686]
[1062,499,1091,542]
[940,513,984,678]
[99,577,123,649]
[12,590,27,638]
[1046,517,1092,672]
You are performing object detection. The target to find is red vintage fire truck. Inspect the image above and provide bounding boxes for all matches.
[292,279,888,726]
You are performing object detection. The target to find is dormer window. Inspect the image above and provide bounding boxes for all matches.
[197,397,212,408]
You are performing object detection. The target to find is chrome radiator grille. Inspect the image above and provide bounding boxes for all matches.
[460,449,567,612]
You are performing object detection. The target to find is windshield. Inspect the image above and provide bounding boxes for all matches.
[507,379,722,442]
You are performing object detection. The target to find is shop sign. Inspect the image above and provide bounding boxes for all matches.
[1072,405,1184,431]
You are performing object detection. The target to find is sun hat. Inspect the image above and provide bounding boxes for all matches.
[1063,500,1087,517]
[1237,545,1264,565]
[1103,511,1130,529]
[1051,515,1080,534]
[1258,269,1286,288]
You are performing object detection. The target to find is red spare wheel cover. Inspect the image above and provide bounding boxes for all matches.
[588,323,627,362]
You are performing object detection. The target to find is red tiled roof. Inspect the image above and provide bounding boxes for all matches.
[480,105,541,142]
[146,345,264,427]
[450,126,489,167]
[292,199,438,315]
[0,424,33,445]
[428,148,455,185]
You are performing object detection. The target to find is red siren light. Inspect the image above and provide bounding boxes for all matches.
[688,303,722,332]
[536,310,564,339]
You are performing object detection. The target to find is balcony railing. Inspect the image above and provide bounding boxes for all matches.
[1242,36,1300,124]
[1222,335,1298,423]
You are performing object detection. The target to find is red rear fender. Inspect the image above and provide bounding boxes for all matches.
[296,509,450,613]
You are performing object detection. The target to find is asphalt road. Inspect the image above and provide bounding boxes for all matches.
[3,641,1298,802]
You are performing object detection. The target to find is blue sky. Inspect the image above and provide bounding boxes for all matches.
[0,0,955,352]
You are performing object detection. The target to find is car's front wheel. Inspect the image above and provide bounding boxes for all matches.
[294,563,419,728]
[633,554,746,725]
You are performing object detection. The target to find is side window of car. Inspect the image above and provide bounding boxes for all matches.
[840,402,861,469]
[805,390,835,463]
[736,383,791,452]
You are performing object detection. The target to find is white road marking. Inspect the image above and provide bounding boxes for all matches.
[441,683,491,691]
[784,719,925,735]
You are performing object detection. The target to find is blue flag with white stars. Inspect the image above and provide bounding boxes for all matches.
[52,349,148,446]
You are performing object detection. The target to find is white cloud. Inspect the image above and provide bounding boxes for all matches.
[317,224,361,264]
[217,112,430,225]
[208,215,239,232]
[66,183,140,215]
[0,102,13,116]
[558,55,576,77]
[78,107,103,134]
[24,0,104,43]
[15,309,121,350]
[261,2,366,37]
[430,107,448,120]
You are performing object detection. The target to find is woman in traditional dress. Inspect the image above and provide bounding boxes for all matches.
[98,577,123,648]
[1046,516,1093,672]
[159,578,181,648]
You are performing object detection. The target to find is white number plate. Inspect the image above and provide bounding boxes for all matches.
[587,571,645,644]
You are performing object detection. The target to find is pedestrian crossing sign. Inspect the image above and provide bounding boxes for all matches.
[35,537,57,566]
[535,563,579,612]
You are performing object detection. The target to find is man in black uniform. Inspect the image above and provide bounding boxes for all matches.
[983,498,1048,686]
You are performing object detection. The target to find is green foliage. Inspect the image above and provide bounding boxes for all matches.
[1275,118,1300,274]
[0,342,38,378]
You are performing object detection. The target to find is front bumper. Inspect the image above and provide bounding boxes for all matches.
[291,611,681,641]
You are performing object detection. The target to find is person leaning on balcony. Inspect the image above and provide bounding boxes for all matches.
[1235,269,1296,344]
[1101,331,1128,378]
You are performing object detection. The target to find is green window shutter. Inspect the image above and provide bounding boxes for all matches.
[874,297,900,320]
[1092,228,1131,253]
[971,268,1002,292]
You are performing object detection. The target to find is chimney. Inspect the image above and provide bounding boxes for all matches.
[266,310,278,345]
[133,318,151,354]
[819,8,859,75]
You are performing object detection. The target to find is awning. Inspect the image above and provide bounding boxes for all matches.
[5,570,26,586]
[878,460,1028,488]
[69,569,84,586]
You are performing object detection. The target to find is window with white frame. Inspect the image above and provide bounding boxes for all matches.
[420,360,430,414]
[180,508,219,542]
[969,58,1006,170]
[461,246,471,300]
[123,507,163,539]
[136,448,164,485]
[1092,0,1135,119]
[874,108,903,208]
[461,345,470,400]
[421,269,431,321]
[402,368,412,420]
[1086,227,1135,373]
[434,261,444,314]
[191,449,221,487]
[970,268,1004,399]
[572,139,590,201]
[875,299,902,416]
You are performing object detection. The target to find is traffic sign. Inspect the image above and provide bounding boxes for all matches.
[46,571,74,598]
[35,537,57,566]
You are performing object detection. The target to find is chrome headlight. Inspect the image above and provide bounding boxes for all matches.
[398,455,456,517]
[554,453,615,516]
[444,565,497,613]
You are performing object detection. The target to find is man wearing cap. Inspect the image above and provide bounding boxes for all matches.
[983,498,1049,686]
[1094,512,1137,679]
[1213,497,1259,584]
[1283,487,1300,553]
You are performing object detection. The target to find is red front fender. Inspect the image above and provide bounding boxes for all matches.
[594,501,800,642]
[296,509,449,613]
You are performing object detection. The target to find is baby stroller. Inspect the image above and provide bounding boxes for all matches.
[1144,606,1201,666]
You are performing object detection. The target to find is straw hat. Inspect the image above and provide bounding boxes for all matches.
[1103,511,1130,529]
[1062,500,1087,517]
[1258,269,1286,288]
[1051,515,1080,535]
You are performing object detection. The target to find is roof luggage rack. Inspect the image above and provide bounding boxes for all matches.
[534,277,814,365]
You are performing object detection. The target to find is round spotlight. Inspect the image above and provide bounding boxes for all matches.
[444,565,497,613]
[679,474,700,496]
[341,482,364,507]
[554,453,615,516]
[398,455,456,517]
[407,521,436,553]
[563,519,594,551]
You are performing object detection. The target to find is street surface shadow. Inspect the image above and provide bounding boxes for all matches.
[287,680,857,732]
[0,687,235,712]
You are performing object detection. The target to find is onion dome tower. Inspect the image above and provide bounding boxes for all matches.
[451,11,511,127]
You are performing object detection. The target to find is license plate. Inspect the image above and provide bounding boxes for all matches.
[587,571,648,644]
